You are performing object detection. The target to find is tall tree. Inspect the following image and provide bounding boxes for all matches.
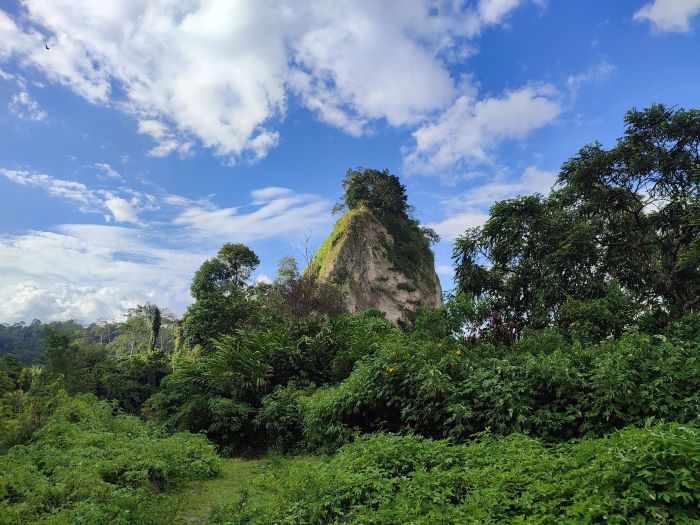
[453,104,700,337]
[191,243,260,299]
[179,244,261,350]
[143,304,161,352]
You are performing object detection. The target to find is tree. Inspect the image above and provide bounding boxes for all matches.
[191,243,260,299]
[179,244,261,350]
[275,256,300,287]
[143,304,161,352]
[558,104,700,319]
[339,168,409,216]
[0,354,26,395]
[453,104,700,337]
[43,327,108,394]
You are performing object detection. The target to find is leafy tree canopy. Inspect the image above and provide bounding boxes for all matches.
[191,243,260,300]
[453,104,700,336]
[338,167,409,216]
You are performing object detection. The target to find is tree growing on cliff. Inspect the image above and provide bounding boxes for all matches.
[336,167,409,216]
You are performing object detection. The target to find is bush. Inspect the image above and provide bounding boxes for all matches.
[210,424,700,524]
[255,385,306,453]
[300,328,700,449]
[147,312,397,454]
[0,391,219,524]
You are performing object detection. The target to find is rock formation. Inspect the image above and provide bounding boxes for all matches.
[307,205,442,327]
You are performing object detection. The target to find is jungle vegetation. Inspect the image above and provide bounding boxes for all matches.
[0,104,698,524]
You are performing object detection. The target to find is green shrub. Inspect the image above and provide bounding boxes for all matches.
[255,385,307,453]
[0,391,219,524]
[300,328,700,449]
[210,424,700,524]
[147,312,396,453]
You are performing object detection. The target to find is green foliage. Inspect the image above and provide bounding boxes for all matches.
[340,167,409,216]
[43,327,109,395]
[0,319,88,365]
[95,352,170,413]
[0,354,28,395]
[191,243,260,300]
[555,282,639,344]
[0,390,219,525]
[211,424,700,524]
[453,104,700,334]
[301,326,700,449]
[255,385,307,453]
[148,312,398,454]
[179,244,262,351]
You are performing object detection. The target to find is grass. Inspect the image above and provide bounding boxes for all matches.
[306,206,362,280]
[171,456,320,524]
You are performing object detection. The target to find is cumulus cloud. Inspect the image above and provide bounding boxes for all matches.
[0,0,532,160]
[0,225,202,322]
[428,166,557,239]
[634,0,700,33]
[9,90,47,121]
[405,85,561,173]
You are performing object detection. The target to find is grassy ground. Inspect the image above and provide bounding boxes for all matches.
[171,456,319,524]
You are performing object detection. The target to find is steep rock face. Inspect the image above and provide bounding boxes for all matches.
[307,206,442,326]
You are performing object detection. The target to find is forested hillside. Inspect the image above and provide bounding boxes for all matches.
[1,105,699,524]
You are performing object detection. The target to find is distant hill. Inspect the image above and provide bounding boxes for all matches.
[0,320,96,364]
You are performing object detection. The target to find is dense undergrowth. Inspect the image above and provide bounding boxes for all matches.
[209,424,700,524]
[0,385,219,524]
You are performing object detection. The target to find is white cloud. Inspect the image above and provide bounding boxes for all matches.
[428,210,491,240]
[566,61,616,98]
[0,168,154,224]
[137,119,193,158]
[250,186,293,203]
[634,0,700,32]
[1,169,94,205]
[435,264,455,277]
[173,186,332,243]
[478,0,524,24]
[9,90,47,121]
[0,225,202,322]
[405,85,561,173]
[0,174,336,321]
[94,162,124,181]
[428,166,557,239]
[0,0,532,160]
[104,197,141,224]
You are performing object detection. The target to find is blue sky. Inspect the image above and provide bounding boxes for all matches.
[1,0,699,322]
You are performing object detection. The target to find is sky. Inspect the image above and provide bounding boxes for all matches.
[0,0,699,323]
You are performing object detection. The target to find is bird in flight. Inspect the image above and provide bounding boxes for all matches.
[45,43,50,50]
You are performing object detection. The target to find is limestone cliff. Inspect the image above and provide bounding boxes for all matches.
[307,206,442,327]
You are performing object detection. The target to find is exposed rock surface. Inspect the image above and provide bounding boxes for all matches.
[307,206,442,326]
